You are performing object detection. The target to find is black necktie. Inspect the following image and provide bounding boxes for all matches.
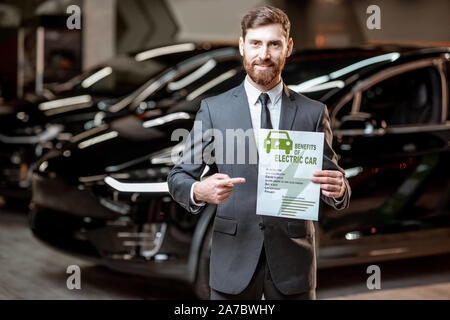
[259,93,272,129]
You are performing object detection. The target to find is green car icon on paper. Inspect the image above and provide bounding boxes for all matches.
[264,130,293,154]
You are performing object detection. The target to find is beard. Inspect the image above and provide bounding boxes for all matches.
[243,51,287,87]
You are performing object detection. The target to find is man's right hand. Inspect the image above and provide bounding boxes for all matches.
[193,173,246,204]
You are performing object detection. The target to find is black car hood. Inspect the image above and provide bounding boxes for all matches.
[39,110,194,182]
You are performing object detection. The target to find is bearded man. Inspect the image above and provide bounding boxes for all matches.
[167,5,351,300]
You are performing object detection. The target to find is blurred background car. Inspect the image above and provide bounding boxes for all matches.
[29,46,450,299]
[0,42,226,201]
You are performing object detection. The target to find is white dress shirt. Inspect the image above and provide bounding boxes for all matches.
[189,77,284,209]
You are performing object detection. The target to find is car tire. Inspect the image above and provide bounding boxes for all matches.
[193,222,213,300]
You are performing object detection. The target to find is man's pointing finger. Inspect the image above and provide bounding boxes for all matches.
[228,177,246,185]
[216,177,246,187]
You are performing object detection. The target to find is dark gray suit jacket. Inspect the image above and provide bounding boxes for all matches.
[167,81,351,295]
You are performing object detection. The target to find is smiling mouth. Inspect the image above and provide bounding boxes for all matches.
[254,64,273,70]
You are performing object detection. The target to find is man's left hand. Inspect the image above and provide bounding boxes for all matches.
[311,170,345,199]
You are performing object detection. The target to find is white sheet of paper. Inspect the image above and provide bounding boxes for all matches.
[256,129,324,221]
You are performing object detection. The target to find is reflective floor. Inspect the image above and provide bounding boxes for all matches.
[1,202,449,300]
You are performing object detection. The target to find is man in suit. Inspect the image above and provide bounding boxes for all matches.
[167,5,351,300]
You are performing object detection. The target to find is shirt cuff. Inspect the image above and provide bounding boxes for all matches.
[190,182,206,212]
[332,196,345,206]
[332,183,347,206]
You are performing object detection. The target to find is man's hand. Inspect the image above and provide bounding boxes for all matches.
[194,173,246,204]
[311,170,345,199]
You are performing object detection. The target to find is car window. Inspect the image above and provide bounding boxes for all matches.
[283,54,383,100]
[334,98,353,123]
[359,67,442,126]
[68,46,223,97]
[269,132,289,139]
[85,57,167,96]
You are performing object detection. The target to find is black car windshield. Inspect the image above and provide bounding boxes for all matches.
[81,56,169,96]
[53,44,212,97]
[113,47,241,113]
[284,50,399,100]
[112,48,399,115]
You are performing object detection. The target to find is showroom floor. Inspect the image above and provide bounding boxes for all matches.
[1,203,449,300]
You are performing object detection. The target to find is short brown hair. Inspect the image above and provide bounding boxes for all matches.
[241,5,291,39]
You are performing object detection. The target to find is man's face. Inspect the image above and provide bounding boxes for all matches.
[239,23,293,88]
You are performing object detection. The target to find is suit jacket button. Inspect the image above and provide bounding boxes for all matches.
[259,222,265,230]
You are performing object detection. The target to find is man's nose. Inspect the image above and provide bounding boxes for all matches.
[259,45,270,60]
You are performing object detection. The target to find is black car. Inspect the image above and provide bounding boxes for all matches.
[30,46,450,299]
[0,42,225,200]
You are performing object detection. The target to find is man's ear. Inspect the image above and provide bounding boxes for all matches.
[287,37,294,57]
[239,37,244,56]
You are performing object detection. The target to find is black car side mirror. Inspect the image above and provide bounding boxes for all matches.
[338,112,387,135]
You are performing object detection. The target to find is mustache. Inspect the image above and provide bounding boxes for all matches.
[252,59,276,67]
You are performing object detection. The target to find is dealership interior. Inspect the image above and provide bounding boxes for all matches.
[0,0,449,300]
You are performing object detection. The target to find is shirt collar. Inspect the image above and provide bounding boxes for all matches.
[244,76,283,107]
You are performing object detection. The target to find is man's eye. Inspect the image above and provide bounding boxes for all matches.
[271,43,280,48]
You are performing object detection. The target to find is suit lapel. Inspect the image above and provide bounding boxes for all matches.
[230,82,254,132]
[230,82,258,174]
[279,84,298,130]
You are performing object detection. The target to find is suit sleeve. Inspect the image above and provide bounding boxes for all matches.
[315,103,351,210]
[167,99,214,214]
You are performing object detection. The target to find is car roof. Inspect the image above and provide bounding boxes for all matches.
[285,45,450,102]
[288,45,449,78]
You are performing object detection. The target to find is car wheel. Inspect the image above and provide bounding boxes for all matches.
[193,222,212,300]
